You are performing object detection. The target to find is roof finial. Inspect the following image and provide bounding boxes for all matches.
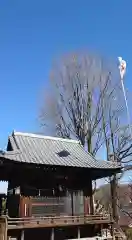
[12,130,16,136]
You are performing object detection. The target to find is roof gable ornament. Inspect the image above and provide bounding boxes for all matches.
[57,150,70,157]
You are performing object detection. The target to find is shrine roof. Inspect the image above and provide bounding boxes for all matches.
[0,131,121,172]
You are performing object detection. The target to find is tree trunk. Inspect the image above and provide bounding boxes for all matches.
[110,175,118,222]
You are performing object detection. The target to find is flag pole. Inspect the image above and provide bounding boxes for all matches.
[118,57,132,138]
[120,77,132,137]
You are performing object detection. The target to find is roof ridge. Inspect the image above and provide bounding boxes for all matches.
[13,131,80,144]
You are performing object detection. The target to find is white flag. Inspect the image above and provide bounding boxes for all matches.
[118,56,126,79]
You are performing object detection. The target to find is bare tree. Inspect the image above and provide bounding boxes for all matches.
[40,52,132,160]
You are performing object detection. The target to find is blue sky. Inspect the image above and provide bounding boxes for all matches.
[0,0,132,191]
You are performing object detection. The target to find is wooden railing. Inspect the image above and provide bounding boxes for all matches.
[7,214,112,229]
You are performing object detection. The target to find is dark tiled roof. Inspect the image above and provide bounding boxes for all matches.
[1,132,121,170]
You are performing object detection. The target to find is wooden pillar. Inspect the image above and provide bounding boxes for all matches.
[84,196,88,215]
[89,181,94,215]
[51,228,54,240]
[0,216,7,240]
[20,230,24,240]
[83,179,94,215]
[77,227,80,238]
[89,196,94,214]
[71,191,74,216]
